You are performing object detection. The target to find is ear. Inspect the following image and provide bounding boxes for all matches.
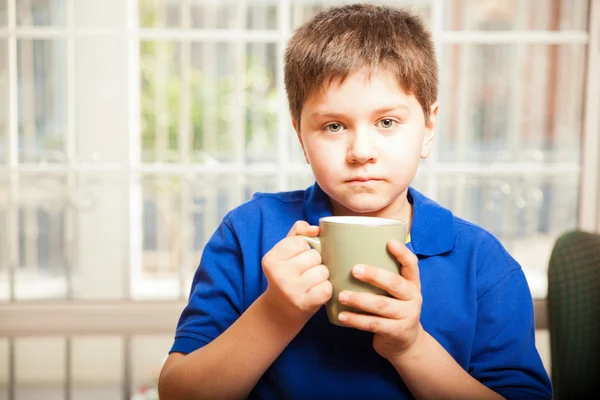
[293,118,310,164]
[420,102,438,159]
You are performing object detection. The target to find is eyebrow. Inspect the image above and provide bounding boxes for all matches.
[310,104,410,119]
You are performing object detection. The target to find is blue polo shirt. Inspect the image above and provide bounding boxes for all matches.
[171,183,552,399]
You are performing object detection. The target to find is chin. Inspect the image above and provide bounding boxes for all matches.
[338,196,390,215]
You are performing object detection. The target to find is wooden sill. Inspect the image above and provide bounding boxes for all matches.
[0,298,549,337]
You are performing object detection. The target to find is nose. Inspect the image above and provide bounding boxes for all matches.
[347,128,377,164]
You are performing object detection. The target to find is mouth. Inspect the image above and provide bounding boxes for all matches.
[345,177,384,184]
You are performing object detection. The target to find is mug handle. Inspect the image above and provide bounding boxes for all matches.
[299,235,321,253]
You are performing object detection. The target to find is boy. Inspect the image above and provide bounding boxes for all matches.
[159,4,552,399]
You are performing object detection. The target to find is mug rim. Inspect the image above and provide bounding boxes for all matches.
[319,216,406,226]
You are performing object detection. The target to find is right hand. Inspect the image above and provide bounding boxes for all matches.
[261,221,333,323]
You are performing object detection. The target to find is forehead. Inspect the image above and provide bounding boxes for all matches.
[303,68,419,112]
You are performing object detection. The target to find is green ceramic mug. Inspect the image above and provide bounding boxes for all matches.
[301,216,407,326]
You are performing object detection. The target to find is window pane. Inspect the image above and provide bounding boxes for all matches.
[246,0,278,30]
[191,0,277,29]
[15,337,65,399]
[140,40,182,163]
[141,174,182,291]
[74,0,125,28]
[246,42,277,164]
[0,173,9,301]
[17,0,66,26]
[438,174,579,240]
[75,37,128,163]
[291,0,431,30]
[139,173,193,299]
[436,173,578,294]
[140,0,280,29]
[439,44,586,163]
[15,173,68,300]
[131,336,171,399]
[0,0,6,27]
[444,0,588,31]
[0,39,7,164]
[139,0,181,28]
[17,39,67,164]
[71,337,122,400]
[189,42,236,163]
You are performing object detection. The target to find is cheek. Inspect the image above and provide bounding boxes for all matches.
[310,156,334,176]
[379,138,419,162]
[306,146,342,177]
[380,128,424,157]
[306,138,340,162]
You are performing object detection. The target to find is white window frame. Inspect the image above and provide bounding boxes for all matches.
[0,0,596,299]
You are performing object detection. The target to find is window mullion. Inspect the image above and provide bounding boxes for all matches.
[231,0,247,208]
[202,4,218,272]
[127,0,141,301]
[579,0,600,231]
[7,0,18,304]
[65,0,76,301]
[137,28,278,42]
[276,0,291,191]
[178,0,191,299]
[427,0,444,199]
[441,30,588,44]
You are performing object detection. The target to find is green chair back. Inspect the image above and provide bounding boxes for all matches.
[547,230,600,399]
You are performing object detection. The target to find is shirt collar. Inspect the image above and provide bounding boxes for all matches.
[406,187,456,257]
[303,182,456,257]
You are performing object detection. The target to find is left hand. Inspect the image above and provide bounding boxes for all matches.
[337,239,425,361]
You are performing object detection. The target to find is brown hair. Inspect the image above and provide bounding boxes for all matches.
[284,3,438,127]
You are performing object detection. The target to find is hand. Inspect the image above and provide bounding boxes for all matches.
[261,221,333,324]
[337,239,425,362]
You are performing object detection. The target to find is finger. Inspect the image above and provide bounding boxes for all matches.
[287,220,319,238]
[388,239,421,289]
[291,249,323,274]
[337,312,394,334]
[352,264,417,300]
[305,279,333,307]
[267,235,311,261]
[299,264,329,292]
[339,291,409,319]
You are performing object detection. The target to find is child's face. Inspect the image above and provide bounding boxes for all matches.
[294,68,437,218]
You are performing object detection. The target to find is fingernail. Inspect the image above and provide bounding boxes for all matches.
[339,292,349,302]
[338,313,348,322]
[353,265,365,276]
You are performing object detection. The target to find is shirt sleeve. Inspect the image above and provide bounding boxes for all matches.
[170,216,244,355]
[469,266,553,399]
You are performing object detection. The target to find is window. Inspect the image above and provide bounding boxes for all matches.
[0,0,597,302]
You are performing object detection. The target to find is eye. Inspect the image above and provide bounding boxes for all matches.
[377,119,398,129]
[324,123,345,133]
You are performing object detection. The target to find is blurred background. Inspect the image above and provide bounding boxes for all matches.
[0,0,598,399]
